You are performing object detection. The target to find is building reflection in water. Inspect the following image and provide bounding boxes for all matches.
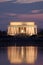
[7,46,37,64]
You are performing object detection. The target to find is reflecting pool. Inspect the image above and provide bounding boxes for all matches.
[0,46,43,65]
[8,46,37,64]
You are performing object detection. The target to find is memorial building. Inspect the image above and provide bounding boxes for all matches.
[7,22,37,36]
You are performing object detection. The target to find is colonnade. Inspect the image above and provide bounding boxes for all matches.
[8,25,37,36]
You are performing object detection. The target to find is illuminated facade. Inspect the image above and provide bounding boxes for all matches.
[7,22,37,36]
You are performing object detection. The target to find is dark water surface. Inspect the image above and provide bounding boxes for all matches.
[0,46,43,65]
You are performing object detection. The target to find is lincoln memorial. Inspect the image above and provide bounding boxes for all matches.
[7,21,37,36]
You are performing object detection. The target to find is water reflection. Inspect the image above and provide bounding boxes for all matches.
[7,46,37,64]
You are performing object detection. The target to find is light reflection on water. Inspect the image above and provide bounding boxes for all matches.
[0,46,43,65]
[7,46,37,64]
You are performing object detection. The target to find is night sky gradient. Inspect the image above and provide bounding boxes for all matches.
[0,0,43,30]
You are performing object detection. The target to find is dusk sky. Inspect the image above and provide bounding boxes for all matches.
[0,0,43,30]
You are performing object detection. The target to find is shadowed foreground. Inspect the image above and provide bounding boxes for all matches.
[0,34,43,47]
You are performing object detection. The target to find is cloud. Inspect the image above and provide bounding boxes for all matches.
[0,1,43,14]
[31,10,40,13]
[15,0,43,3]
[0,13,43,30]
[5,13,16,16]
[5,13,43,20]
[0,0,11,2]
[15,13,43,21]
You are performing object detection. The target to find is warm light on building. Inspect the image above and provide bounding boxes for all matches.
[7,46,37,64]
[7,21,37,36]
